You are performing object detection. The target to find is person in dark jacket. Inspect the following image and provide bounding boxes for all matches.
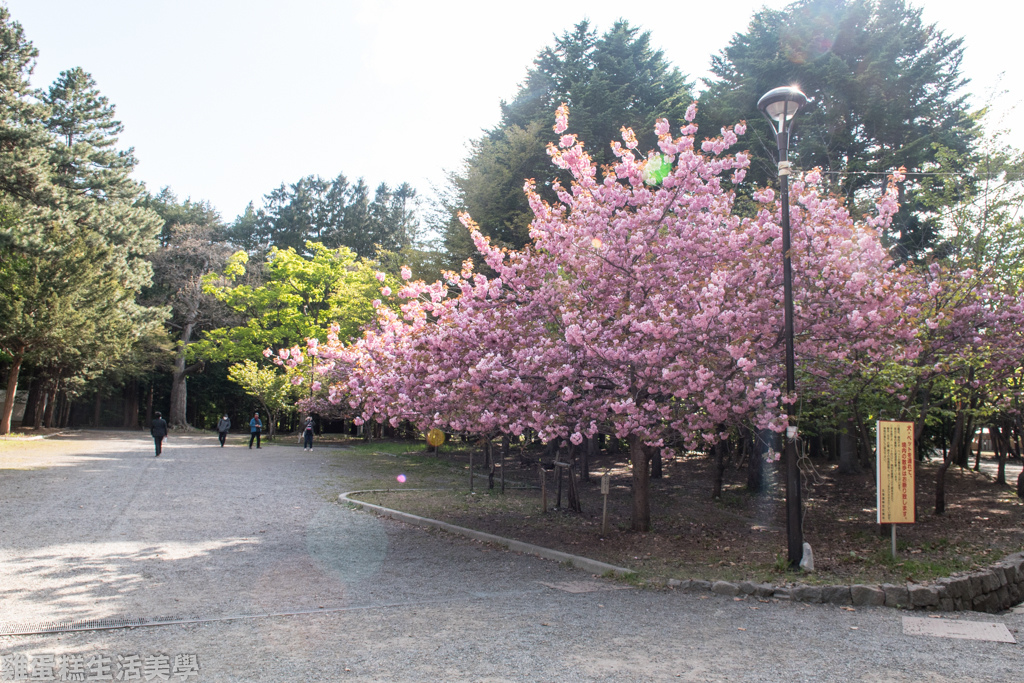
[217,414,231,447]
[249,412,262,449]
[151,411,168,456]
[302,416,314,451]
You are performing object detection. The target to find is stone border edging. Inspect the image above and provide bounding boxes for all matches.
[339,490,633,578]
[339,490,1023,614]
[651,553,1024,614]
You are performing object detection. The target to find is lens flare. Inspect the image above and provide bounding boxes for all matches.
[396,474,407,483]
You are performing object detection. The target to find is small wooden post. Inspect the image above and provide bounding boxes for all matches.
[540,464,547,513]
[469,447,474,492]
[500,436,506,494]
[601,471,610,535]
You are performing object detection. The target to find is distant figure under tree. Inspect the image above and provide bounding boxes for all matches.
[217,413,231,447]
[249,412,262,449]
[151,411,168,457]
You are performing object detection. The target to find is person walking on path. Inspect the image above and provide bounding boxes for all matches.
[302,416,315,451]
[249,412,263,449]
[151,411,168,457]
[217,414,231,447]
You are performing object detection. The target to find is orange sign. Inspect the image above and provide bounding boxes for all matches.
[877,420,915,524]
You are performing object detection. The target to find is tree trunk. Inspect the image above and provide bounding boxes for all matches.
[748,429,772,493]
[145,382,154,428]
[0,348,24,434]
[122,380,139,429]
[936,408,966,514]
[650,444,663,479]
[628,434,651,532]
[992,423,1007,486]
[566,446,582,513]
[93,391,103,427]
[973,426,984,471]
[837,418,860,474]
[21,377,39,428]
[169,322,204,427]
[712,438,728,500]
[914,383,932,461]
[42,381,58,428]
[852,404,874,470]
[582,435,595,482]
[59,392,72,428]
[33,379,48,429]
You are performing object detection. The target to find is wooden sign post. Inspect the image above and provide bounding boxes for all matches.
[876,420,915,558]
[600,471,610,536]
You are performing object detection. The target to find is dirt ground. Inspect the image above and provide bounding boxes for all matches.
[353,442,1024,586]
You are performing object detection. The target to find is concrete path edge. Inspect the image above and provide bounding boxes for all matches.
[339,490,634,578]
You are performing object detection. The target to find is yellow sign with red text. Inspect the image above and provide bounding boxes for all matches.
[876,420,916,524]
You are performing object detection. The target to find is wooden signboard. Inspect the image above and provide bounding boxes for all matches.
[876,420,915,524]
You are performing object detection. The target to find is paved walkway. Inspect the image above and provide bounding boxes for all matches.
[0,432,1020,682]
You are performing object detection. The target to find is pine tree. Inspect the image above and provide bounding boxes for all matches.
[441,20,693,267]
[698,0,979,260]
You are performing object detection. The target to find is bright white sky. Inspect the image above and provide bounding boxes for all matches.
[6,0,1020,222]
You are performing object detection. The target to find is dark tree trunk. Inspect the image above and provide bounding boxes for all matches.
[582,435,595,482]
[913,383,932,460]
[0,348,24,435]
[59,393,71,428]
[852,405,874,470]
[650,444,663,479]
[837,418,861,474]
[21,377,39,427]
[93,391,103,427]
[33,379,48,429]
[145,382,154,428]
[936,409,966,514]
[992,424,1007,485]
[628,434,651,532]
[748,429,772,493]
[122,380,139,429]
[712,438,728,500]
[42,381,58,428]
[170,322,204,427]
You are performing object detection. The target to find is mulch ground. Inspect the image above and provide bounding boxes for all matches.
[355,444,1024,586]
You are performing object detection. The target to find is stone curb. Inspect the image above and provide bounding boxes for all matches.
[651,552,1024,614]
[339,490,633,578]
[339,490,1023,614]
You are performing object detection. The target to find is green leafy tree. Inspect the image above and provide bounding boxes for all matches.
[698,0,979,260]
[440,20,693,267]
[227,359,295,439]
[195,242,387,363]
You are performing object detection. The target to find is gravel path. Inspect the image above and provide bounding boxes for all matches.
[1,431,1021,681]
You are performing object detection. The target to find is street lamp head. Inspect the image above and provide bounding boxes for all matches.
[758,86,808,164]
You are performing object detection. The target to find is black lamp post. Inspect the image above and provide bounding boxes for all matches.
[758,85,808,569]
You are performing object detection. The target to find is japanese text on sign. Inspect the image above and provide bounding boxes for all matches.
[876,420,915,524]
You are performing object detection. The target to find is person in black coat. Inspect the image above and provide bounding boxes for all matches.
[151,411,168,457]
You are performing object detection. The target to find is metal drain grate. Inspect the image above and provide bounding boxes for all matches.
[0,615,188,636]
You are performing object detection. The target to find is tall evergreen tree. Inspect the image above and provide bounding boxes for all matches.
[0,7,51,204]
[441,20,693,267]
[698,0,979,260]
[42,67,136,200]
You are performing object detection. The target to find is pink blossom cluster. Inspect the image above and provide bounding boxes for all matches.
[266,105,1024,459]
